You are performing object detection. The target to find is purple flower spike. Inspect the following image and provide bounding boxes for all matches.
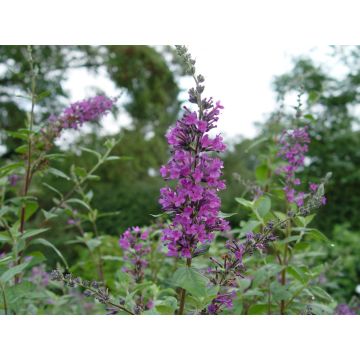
[159,96,229,259]
[119,227,151,283]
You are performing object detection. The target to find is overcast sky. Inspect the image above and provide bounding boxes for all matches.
[64,45,342,141]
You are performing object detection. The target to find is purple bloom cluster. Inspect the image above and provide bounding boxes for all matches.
[277,126,310,206]
[57,95,115,130]
[8,174,20,187]
[42,95,116,146]
[208,291,236,314]
[119,226,151,283]
[334,304,356,315]
[277,126,326,207]
[205,220,280,314]
[159,99,229,258]
[29,265,50,286]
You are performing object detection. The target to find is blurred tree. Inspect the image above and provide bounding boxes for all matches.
[266,46,360,232]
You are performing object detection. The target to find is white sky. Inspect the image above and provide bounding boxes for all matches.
[64,45,344,141]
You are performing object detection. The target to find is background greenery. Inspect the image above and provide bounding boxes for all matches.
[1,45,359,312]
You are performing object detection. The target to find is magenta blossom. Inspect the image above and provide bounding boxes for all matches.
[119,226,151,283]
[208,291,236,315]
[42,95,116,144]
[159,98,229,258]
[277,126,326,207]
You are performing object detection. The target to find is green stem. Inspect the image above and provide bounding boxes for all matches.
[40,145,114,226]
[178,258,192,315]
[16,46,36,283]
[0,282,8,315]
[280,205,291,315]
[19,46,36,234]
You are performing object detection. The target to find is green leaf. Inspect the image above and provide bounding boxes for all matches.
[150,213,167,218]
[248,304,269,315]
[0,255,12,265]
[309,302,335,315]
[42,182,63,199]
[254,196,271,218]
[17,201,38,222]
[274,211,287,222]
[287,266,307,284]
[270,282,292,302]
[36,90,52,103]
[105,156,121,162]
[255,164,269,183]
[31,238,68,269]
[86,239,102,251]
[310,286,333,303]
[0,162,23,178]
[6,130,29,140]
[80,147,102,160]
[172,267,208,298]
[42,209,58,220]
[0,262,29,283]
[218,211,237,219]
[48,167,70,180]
[155,296,178,315]
[239,220,261,235]
[15,145,27,154]
[306,228,329,243]
[20,228,49,240]
[245,136,268,153]
[295,214,316,227]
[87,175,100,181]
[74,167,87,178]
[66,198,91,211]
[235,197,253,209]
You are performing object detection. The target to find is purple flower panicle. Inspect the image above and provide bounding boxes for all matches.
[119,226,150,283]
[159,98,229,258]
[42,95,116,145]
[277,126,326,207]
[208,291,236,314]
[334,304,356,315]
[59,95,115,130]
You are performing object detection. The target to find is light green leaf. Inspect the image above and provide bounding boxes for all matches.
[255,164,269,183]
[20,228,49,240]
[42,209,58,220]
[254,196,271,218]
[0,262,29,283]
[235,197,253,209]
[31,238,68,269]
[66,198,91,211]
[17,201,38,222]
[48,168,70,180]
[172,267,208,298]
[218,211,237,218]
[80,147,102,160]
[306,228,329,243]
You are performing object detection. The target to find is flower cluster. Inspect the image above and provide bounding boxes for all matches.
[208,291,236,314]
[159,49,229,258]
[8,174,20,187]
[56,95,115,130]
[205,220,279,314]
[277,126,326,207]
[41,95,116,146]
[29,265,50,287]
[334,304,356,315]
[119,226,151,283]
[277,126,310,206]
